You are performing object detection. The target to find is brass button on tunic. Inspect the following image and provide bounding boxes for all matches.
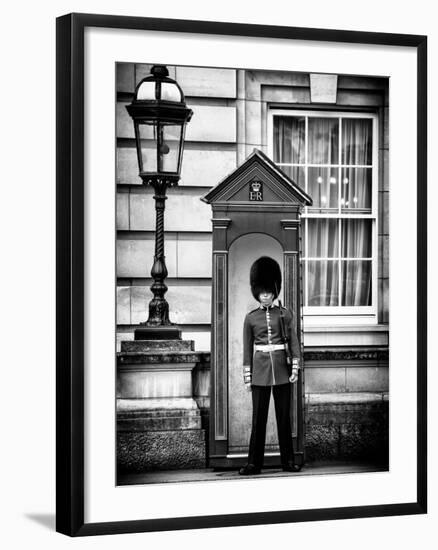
[243,304,301,386]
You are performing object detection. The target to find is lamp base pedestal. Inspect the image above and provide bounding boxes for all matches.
[117,341,207,473]
[134,326,182,340]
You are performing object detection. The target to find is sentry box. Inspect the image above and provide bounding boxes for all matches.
[201,149,312,469]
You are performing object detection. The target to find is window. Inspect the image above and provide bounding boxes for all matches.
[269,111,378,322]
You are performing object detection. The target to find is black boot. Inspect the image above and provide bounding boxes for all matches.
[239,464,261,475]
[282,459,302,473]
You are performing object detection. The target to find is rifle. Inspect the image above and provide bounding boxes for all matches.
[277,297,294,377]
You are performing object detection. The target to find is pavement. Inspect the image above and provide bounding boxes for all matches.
[118,461,388,486]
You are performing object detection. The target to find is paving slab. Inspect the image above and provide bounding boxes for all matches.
[118,461,388,486]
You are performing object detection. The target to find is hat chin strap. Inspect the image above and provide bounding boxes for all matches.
[260,297,276,308]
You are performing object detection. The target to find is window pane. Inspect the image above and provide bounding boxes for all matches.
[341,260,372,305]
[308,118,339,164]
[307,260,339,306]
[307,219,338,257]
[278,165,305,189]
[273,116,305,164]
[341,219,372,258]
[342,118,373,165]
[272,112,376,311]
[341,168,372,212]
[308,167,338,212]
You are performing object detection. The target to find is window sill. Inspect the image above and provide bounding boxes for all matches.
[303,324,388,347]
[305,324,388,332]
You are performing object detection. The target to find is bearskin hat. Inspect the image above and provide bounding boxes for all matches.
[249,256,282,301]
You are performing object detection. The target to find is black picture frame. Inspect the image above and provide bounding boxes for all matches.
[56,12,427,537]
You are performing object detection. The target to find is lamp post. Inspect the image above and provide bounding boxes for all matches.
[126,65,193,339]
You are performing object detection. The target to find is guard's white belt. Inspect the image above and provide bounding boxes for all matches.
[254,343,286,352]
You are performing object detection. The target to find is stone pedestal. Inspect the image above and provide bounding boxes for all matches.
[117,338,207,473]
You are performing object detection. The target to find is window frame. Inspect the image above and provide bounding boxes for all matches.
[267,108,379,325]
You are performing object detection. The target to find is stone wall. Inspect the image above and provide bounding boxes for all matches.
[305,394,388,463]
[116,63,389,353]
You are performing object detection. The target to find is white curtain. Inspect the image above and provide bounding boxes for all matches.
[341,219,372,306]
[308,117,339,164]
[341,118,372,212]
[307,219,339,306]
[307,218,372,307]
[307,118,339,211]
[306,118,372,307]
[341,119,373,306]
[273,117,305,188]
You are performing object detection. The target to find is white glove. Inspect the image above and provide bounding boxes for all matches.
[289,368,299,384]
[289,359,300,383]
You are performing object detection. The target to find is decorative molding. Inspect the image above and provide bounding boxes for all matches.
[212,218,232,230]
[213,253,228,440]
[117,352,207,365]
[284,252,299,314]
[212,203,301,211]
[202,149,312,206]
[284,252,300,438]
[310,73,338,103]
[281,219,300,230]
[215,163,297,203]
[169,348,389,367]
[118,363,197,374]
[305,349,389,361]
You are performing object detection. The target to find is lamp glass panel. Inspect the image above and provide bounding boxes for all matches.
[159,123,183,173]
[160,82,182,102]
[137,122,158,173]
[136,81,156,101]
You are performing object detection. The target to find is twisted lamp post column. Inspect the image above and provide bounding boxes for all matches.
[145,183,171,327]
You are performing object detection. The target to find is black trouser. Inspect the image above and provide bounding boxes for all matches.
[247,383,293,469]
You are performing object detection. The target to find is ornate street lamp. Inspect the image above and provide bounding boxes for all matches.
[126,65,193,339]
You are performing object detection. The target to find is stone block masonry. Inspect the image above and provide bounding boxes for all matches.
[117,398,206,472]
[305,393,389,463]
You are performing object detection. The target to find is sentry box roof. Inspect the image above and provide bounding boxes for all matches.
[200,149,312,207]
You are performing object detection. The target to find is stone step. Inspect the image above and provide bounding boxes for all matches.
[117,397,201,412]
[121,339,194,353]
[117,397,203,432]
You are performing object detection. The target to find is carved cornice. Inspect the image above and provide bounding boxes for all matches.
[281,219,300,230]
[212,217,232,230]
[160,348,389,367]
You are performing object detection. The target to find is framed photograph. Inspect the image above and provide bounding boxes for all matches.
[56,12,427,536]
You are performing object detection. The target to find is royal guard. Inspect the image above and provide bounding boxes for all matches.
[239,256,302,475]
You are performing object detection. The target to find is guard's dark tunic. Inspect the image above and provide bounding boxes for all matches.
[243,303,301,386]
[242,302,302,469]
